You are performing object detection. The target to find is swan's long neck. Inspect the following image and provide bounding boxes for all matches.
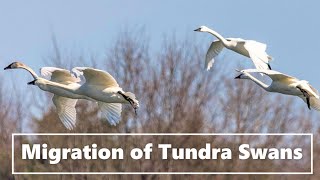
[206,29,230,46]
[42,80,75,92]
[20,65,38,79]
[245,73,270,91]
[37,79,87,100]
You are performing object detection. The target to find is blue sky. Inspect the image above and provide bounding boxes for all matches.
[1,0,320,89]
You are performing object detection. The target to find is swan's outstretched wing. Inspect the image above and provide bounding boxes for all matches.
[205,40,224,71]
[244,41,271,70]
[309,84,319,97]
[247,52,270,70]
[243,69,297,82]
[245,40,267,52]
[52,95,77,130]
[41,67,80,84]
[72,67,119,88]
[98,102,122,126]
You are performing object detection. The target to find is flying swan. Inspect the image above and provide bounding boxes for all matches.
[71,67,139,120]
[235,69,320,110]
[4,62,139,129]
[4,62,84,130]
[194,26,272,71]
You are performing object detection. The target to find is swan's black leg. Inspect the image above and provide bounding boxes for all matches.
[118,91,137,115]
[306,97,311,110]
[297,87,311,110]
[268,63,272,70]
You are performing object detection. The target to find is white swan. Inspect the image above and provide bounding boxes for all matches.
[235,69,320,110]
[4,62,139,128]
[194,26,272,71]
[43,67,139,126]
[71,67,139,123]
[4,62,84,130]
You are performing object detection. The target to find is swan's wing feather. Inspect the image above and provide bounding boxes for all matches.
[205,40,224,70]
[72,67,119,88]
[310,97,320,111]
[244,41,271,70]
[309,84,319,96]
[244,40,267,52]
[247,52,270,71]
[41,67,80,84]
[98,102,122,126]
[52,95,77,130]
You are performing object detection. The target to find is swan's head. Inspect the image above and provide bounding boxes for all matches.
[27,78,46,87]
[234,70,250,79]
[194,26,210,32]
[27,79,36,85]
[4,62,25,70]
[234,73,248,79]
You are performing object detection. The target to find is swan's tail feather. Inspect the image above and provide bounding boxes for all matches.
[300,96,320,111]
[124,92,139,109]
[310,97,320,111]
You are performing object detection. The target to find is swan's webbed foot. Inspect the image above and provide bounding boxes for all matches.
[118,91,138,115]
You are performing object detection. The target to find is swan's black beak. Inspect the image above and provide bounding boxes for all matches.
[234,74,242,79]
[194,28,201,32]
[4,65,11,70]
[27,80,36,85]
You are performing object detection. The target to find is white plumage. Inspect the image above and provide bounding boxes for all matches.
[41,67,80,84]
[52,95,78,130]
[5,62,139,129]
[98,102,122,126]
[195,26,272,71]
[72,67,119,87]
[72,67,139,125]
[4,63,82,130]
[235,69,320,110]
